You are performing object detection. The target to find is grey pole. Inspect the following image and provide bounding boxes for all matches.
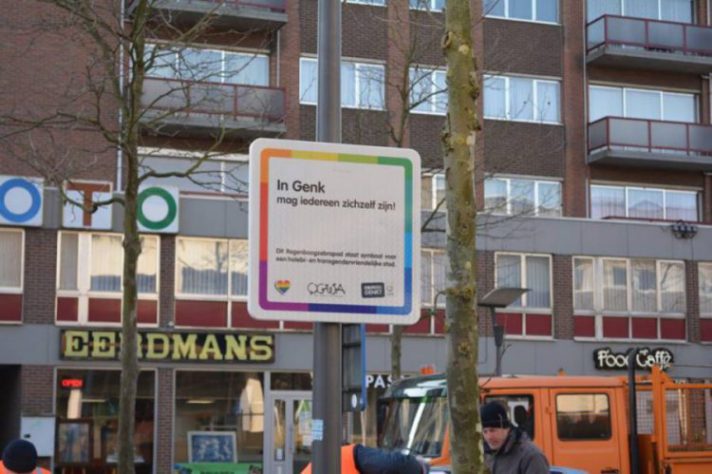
[627,348,640,474]
[313,0,341,472]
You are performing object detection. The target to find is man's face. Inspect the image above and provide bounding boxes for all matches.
[483,427,510,451]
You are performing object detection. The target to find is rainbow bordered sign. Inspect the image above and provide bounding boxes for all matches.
[248,139,420,325]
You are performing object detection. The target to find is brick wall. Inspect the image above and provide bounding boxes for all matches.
[553,255,573,339]
[159,236,175,328]
[483,19,562,76]
[483,121,566,177]
[23,229,57,324]
[21,366,54,416]
[154,368,174,474]
[686,261,700,342]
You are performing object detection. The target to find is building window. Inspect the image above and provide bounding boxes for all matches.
[174,371,265,468]
[495,253,551,309]
[176,237,248,298]
[587,0,694,23]
[409,67,447,115]
[55,369,155,471]
[347,0,386,5]
[145,44,269,86]
[299,57,385,110]
[484,0,559,23]
[699,263,712,316]
[484,75,561,123]
[573,257,686,314]
[139,149,249,195]
[590,184,699,221]
[410,0,444,12]
[57,232,159,325]
[422,249,448,307]
[0,229,23,292]
[432,174,446,210]
[588,85,697,123]
[484,177,561,217]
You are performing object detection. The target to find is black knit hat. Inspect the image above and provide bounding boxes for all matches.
[481,401,511,429]
[2,439,38,473]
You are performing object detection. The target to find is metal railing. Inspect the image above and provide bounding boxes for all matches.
[588,117,712,156]
[141,76,286,123]
[587,14,712,57]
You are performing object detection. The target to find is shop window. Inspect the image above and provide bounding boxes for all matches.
[556,393,611,440]
[55,369,155,473]
[175,371,266,469]
[700,263,712,316]
[495,253,551,309]
[175,237,248,298]
[0,229,23,323]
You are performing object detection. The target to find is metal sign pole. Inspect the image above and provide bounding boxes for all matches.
[313,0,341,472]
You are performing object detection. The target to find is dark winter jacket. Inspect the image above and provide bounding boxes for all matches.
[484,428,549,474]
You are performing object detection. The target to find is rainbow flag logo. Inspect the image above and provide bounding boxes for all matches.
[274,280,291,295]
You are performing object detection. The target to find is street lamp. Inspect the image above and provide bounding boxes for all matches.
[478,287,529,376]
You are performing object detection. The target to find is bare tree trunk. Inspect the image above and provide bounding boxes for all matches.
[442,0,484,472]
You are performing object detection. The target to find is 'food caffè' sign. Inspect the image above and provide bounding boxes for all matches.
[60,330,274,363]
[594,347,673,371]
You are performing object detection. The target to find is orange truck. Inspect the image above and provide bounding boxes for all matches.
[378,367,712,473]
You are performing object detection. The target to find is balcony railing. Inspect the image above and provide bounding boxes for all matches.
[587,14,712,57]
[588,117,712,157]
[129,0,286,14]
[141,76,285,124]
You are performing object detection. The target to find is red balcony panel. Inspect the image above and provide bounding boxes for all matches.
[404,311,431,334]
[603,317,629,338]
[88,298,121,323]
[230,302,279,329]
[574,316,596,338]
[137,300,158,325]
[632,317,658,339]
[175,300,227,328]
[56,297,78,322]
[283,321,313,331]
[0,294,22,322]
[700,320,712,342]
[660,318,686,340]
[433,309,446,334]
[496,313,523,336]
[525,314,552,337]
[366,324,389,333]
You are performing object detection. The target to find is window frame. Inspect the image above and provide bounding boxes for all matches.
[483,74,562,124]
[572,256,687,316]
[409,66,447,116]
[56,231,160,326]
[0,228,24,294]
[346,0,387,6]
[421,248,447,309]
[484,0,560,25]
[409,0,444,13]
[174,236,249,301]
[589,183,700,222]
[494,252,553,311]
[145,43,270,86]
[431,173,446,211]
[484,176,562,217]
[587,0,696,24]
[588,85,698,123]
[555,392,613,441]
[299,57,386,111]
[699,262,712,317]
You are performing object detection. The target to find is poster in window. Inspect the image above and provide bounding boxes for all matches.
[56,420,91,465]
[188,431,237,463]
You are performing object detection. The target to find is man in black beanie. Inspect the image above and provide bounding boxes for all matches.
[0,439,50,474]
[480,401,549,474]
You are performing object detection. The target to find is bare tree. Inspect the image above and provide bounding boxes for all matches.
[0,1,281,472]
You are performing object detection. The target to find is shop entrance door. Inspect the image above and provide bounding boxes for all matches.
[265,391,313,474]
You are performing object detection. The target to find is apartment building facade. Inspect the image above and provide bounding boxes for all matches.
[0,0,711,472]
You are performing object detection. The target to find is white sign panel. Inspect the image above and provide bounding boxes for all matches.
[62,181,113,230]
[248,139,420,325]
[137,185,179,233]
[0,175,43,227]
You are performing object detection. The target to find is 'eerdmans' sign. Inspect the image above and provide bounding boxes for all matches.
[60,330,274,363]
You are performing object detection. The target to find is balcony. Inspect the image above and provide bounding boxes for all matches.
[140,77,286,138]
[587,117,712,171]
[129,0,287,32]
[586,15,712,73]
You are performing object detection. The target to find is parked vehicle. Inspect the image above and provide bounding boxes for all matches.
[379,367,712,473]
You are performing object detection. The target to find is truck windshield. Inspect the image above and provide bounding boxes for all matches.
[380,396,449,458]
